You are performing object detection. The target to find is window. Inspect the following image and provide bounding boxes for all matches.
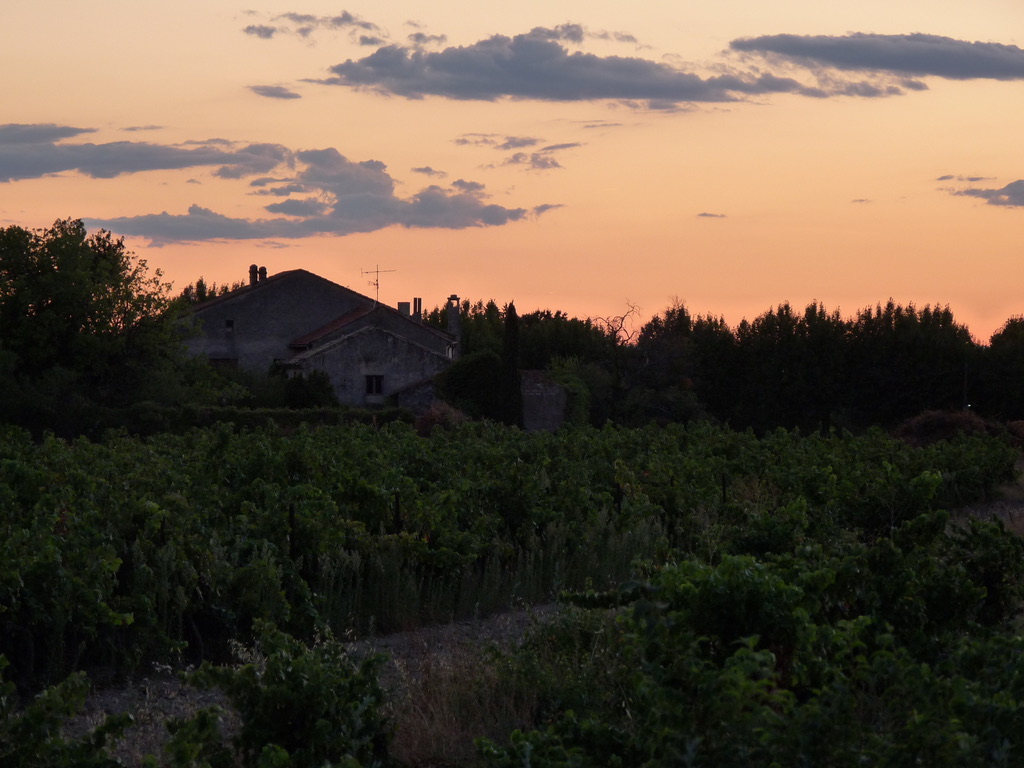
[225,319,234,334]
[365,375,384,395]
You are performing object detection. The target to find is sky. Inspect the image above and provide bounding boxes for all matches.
[2,1,1024,341]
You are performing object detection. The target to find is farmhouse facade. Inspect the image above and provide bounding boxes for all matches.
[185,265,459,407]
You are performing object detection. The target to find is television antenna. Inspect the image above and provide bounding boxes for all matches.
[360,264,396,303]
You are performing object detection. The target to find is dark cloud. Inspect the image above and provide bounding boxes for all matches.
[495,140,580,171]
[730,33,1024,80]
[67,139,536,243]
[529,24,586,44]
[454,133,540,150]
[503,152,562,170]
[532,203,564,216]
[243,24,277,39]
[953,180,1024,207]
[411,165,446,177]
[0,123,94,144]
[245,11,380,41]
[697,212,726,218]
[122,125,163,133]
[265,198,331,216]
[320,27,817,105]
[359,35,385,46]
[497,136,540,150]
[937,173,991,182]
[249,85,302,99]
[409,32,447,46]
[851,198,871,204]
[0,125,291,182]
[451,179,484,193]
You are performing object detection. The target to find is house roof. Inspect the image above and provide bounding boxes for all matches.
[289,305,375,349]
[188,269,320,311]
[188,266,455,350]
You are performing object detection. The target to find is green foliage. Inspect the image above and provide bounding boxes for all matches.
[435,350,504,419]
[181,623,388,768]
[0,657,129,768]
[484,540,1024,767]
[0,218,198,434]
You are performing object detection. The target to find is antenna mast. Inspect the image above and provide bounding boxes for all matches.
[360,264,396,304]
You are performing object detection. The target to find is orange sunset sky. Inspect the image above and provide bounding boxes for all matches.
[2,1,1023,340]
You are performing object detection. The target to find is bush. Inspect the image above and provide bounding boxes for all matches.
[179,622,389,768]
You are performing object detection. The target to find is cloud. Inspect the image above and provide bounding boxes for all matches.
[244,11,380,42]
[66,140,538,243]
[409,32,447,47]
[533,203,564,216]
[495,141,580,171]
[697,212,727,218]
[503,152,562,170]
[243,24,277,39]
[455,133,540,150]
[953,179,1024,207]
[730,33,1024,80]
[411,165,446,177]
[937,173,991,182]
[0,125,293,182]
[319,26,818,106]
[0,123,94,144]
[249,85,302,99]
[540,142,582,152]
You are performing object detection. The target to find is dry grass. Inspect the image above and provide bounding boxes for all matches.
[66,672,238,767]
[65,606,563,767]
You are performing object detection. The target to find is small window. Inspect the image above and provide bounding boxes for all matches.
[365,375,384,395]
[225,319,234,334]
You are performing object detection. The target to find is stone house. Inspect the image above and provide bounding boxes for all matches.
[185,265,459,407]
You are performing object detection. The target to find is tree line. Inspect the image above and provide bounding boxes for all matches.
[3,219,1024,436]
[429,297,1024,432]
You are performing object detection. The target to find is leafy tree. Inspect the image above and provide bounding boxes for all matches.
[0,219,189,428]
[174,276,246,307]
[435,350,504,419]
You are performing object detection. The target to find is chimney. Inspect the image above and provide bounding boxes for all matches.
[258,266,268,281]
[447,294,461,357]
[413,297,422,322]
[397,301,411,316]
[249,264,258,286]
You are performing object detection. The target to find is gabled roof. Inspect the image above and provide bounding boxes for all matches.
[187,266,455,350]
[189,269,375,313]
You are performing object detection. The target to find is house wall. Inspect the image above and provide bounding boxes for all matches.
[295,327,452,407]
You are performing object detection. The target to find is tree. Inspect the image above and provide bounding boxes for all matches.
[0,219,185,427]
[501,302,523,427]
[977,316,1024,419]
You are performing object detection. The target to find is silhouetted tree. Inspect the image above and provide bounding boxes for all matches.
[976,316,1024,419]
[0,219,190,431]
[847,301,975,426]
[501,302,523,427]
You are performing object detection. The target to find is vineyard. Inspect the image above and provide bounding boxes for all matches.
[3,419,1024,766]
